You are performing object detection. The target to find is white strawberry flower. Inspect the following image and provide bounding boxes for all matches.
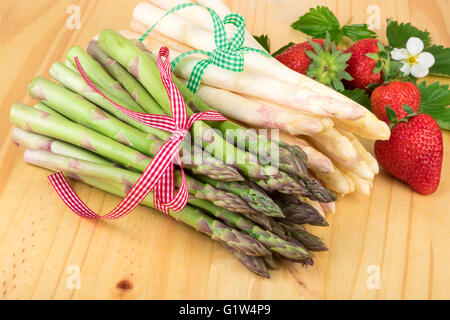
[391,37,435,78]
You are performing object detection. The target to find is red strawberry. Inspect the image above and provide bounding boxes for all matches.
[375,112,443,195]
[371,81,421,123]
[275,37,352,90]
[275,39,326,75]
[344,39,383,90]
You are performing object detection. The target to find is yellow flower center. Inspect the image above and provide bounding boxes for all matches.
[403,54,418,66]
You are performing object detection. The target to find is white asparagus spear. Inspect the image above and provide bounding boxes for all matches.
[190,0,390,141]
[346,172,373,195]
[278,132,334,174]
[187,80,329,135]
[133,2,365,121]
[119,29,356,195]
[315,169,355,196]
[336,129,379,175]
[244,96,334,132]
[130,19,195,53]
[306,128,358,163]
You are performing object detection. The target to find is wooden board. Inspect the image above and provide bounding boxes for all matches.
[0,0,449,299]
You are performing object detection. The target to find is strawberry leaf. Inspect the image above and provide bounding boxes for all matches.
[291,6,340,40]
[253,34,271,53]
[427,45,450,77]
[342,24,376,42]
[386,105,399,124]
[366,53,378,59]
[291,6,374,44]
[402,104,415,115]
[272,42,295,56]
[339,89,371,110]
[418,81,450,130]
[386,19,432,49]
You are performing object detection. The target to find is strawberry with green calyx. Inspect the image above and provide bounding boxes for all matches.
[275,34,352,91]
[344,39,389,90]
[305,34,353,91]
[375,105,443,195]
[371,81,421,123]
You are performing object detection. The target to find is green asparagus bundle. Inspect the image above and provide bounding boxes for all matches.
[8,28,339,278]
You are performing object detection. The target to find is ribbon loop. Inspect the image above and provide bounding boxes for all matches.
[139,3,270,93]
[48,46,227,219]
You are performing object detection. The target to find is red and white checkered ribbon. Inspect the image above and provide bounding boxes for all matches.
[48,46,227,218]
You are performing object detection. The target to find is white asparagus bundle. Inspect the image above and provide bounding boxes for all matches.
[133,1,390,140]
[133,2,366,121]
[337,129,379,175]
[188,80,330,135]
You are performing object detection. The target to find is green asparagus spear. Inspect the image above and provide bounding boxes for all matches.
[263,255,279,270]
[66,45,145,112]
[87,40,161,115]
[272,192,329,226]
[230,251,270,278]
[12,127,113,166]
[196,176,283,218]
[34,102,67,119]
[280,221,328,251]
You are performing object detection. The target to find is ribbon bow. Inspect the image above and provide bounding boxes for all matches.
[48,47,227,218]
[139,3,270,93]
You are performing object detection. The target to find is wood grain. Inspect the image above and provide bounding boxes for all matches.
[0,0,449,299]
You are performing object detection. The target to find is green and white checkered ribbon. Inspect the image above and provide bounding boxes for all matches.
[139,3,270,93]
